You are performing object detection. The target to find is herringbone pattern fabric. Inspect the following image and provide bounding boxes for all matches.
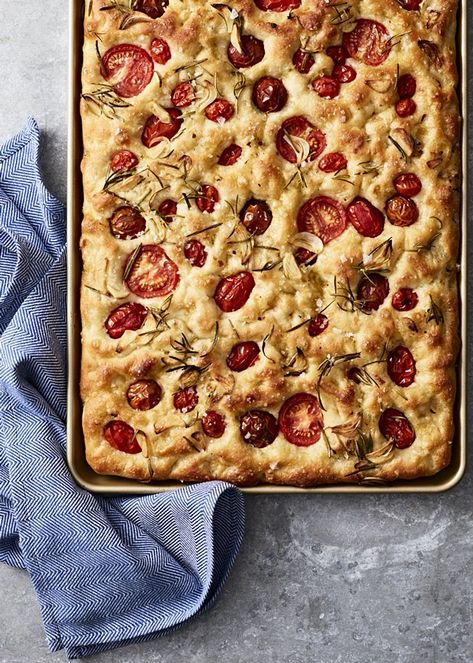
[0,119,245,659]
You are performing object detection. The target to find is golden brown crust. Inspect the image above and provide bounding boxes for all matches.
[80,0,461,487]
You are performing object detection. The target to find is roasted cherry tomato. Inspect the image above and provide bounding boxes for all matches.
[392,287,418,311]
[297,196,347,244]
[312,75,340,99]
[342,19,391,66]
[293,49,315,73]
[150,37,171,64]
[158,198,177,223]
[111,150,138,173]
[393,173,422,197]
[387,346,416,387]
[205,98,235,123]
[239,198,273,235]
[214,271,255,312]
[173,386,198,413]
[379,408,416,448]
[134,0,169,18]
[202,411,226,438]
[105,302,148,339]
[395,98,416,117]
[356,272,389,312]
[294,248,317,266]
[104,420,141,454]
[240,410,279,448]
[184,239,208,267]
[109,206,146,240]
[308,314,329,337]
[196,184,219,213]
[278,393,323,446]
[397,73,416,99]
[326,45,347,64]
[141,108,183,148]
[101,44,154,98]
[347,197,385,238]
[385,195,419,226]
[127,379,162,410]
[254,0,301,10]
[228,35,265,68]
[276,116,326,163]
[125,245,180,298]
[252,76,288,112]
[333,64,357,83]
[171,81,195,108]
[319,152,347,173]
[397,0,421,10]
[218,143,242,166]
[226,341,260,372]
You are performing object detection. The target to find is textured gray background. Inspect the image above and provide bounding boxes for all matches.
[0,3,471,663]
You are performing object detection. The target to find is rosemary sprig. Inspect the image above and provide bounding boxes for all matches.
[427,296,444,324]
[388,135,408,161]
[123,243,142,281]
[82,85,132,119]
[186,222,222,238]
[316,352,360,410]
[262,326,275,363]
[355,238,393,275]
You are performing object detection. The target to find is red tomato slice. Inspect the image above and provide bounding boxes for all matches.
[278,393,323,446]
[111,150,138,173]
[184,239,207,267]
[105,302,148,339]
[226,341,260,372]
[297,196,347,244]
[109,206,146,240]
[205,98,235,123]
[395,99,416,117]
[379,408,416,449]
[397,73,416,99]
[343,19,391,66]
[141,108,183,148]
[240,410,278,448]
[239,198,273,235]
[202,411,226,438]
[387,346,416,387]
[173,386,198,413]
[294,248,317,266]
[135,0,169,18]
[333,64,357,83]
[104,420,141,454]
[347,197,385,237]
[218,144,242,166]
[171,82,195,108]
[356,273,389,312]
[312,75,340,99]
[308,314,329,337]
[276,116,326,164]
[228,35,265,69]
[326,45,347,64]
[319,152,347,173]
[127,379,162,410]
[101,44,154,98]
[125,245,180,298]
[293,49,315,74]
[392,288,418,311]
[214,271,255,312]
[196,184,219,213]
[385,195,419,226]
[252,76,288,113]
[158,198,177,222]
[254,0,300,10]
[393,173,422,197]
[150,37,171,64]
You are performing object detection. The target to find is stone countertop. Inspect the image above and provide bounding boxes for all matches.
[0,4,471,662]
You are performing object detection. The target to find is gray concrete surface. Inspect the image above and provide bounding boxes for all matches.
[0,3,472,663]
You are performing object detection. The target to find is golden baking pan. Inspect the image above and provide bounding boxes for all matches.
[67,0,467,494]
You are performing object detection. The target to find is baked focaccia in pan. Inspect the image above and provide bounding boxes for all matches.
[80,0,460,486]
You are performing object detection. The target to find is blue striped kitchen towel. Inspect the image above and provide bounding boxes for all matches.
[0,119,245,659]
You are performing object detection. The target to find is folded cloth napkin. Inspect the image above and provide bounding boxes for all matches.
[0,119,245,659]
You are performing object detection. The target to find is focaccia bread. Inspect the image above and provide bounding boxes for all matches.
[80,0,461,486]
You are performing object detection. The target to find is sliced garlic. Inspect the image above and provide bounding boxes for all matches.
[290,232,324,255]
[365,77,392,93]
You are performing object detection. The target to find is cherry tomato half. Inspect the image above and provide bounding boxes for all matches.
[278,393,324,446]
